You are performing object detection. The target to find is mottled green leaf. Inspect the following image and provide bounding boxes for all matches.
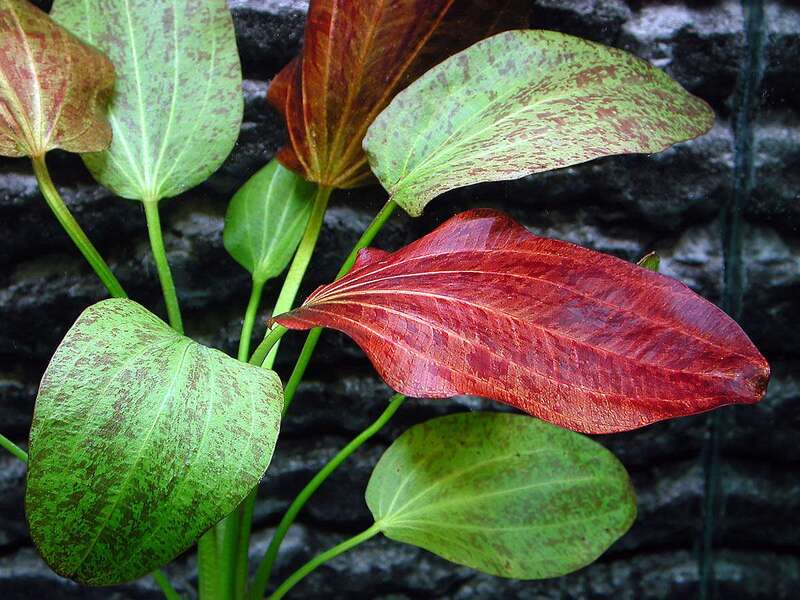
[364,30,715,216]
[366,413,636,579]
[25,299,282,586]
[637,251,660,272]
[224,159,317,284]
[51,0,243,202]
[0,0,114,158]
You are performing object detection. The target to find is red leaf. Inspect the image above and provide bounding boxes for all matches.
[0,0,114,158]
[268,0,529,189]
[274,210,769,434]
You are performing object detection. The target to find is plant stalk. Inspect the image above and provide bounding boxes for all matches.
[0,434,27,463]
[281,199,397,415]
[267,524,382,600]
[31,156,127,299]
[152,570,182,600]
[248,393,405,599]
[198,529,221,600]
[143,200,184,334]
[222,185,332,600]
[238,279,266,362]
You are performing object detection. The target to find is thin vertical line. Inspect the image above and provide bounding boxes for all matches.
[699,2,765,599]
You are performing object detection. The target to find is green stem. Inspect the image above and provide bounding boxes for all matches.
[281,199,397,415]
[143,200,184,334]
[267,524,382,600]
[31,156,126,299]
[0,434,27,463]
[227,185,332,600]
[152,569,182,600]
[250,326,289,369]
[238,280,266,362]
[198,529,221,600]
[248,393,405,600]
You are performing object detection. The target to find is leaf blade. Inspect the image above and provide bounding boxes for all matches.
[223,159,317,284]
[367,412,636,579]
[274,209,769,434]
[268,0,529,189]
[51,0,243,201]
[0,0,114,158]
[364,30,716,216]
[25,299,282,585]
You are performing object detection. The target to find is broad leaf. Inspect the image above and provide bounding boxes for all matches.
[26,299,282,585]
[367,412,636,579]
[224,159,317,284]
[364,30,716,216]
[0,0,114,158]
[51,0,243,202]
[637,251,660,272]
[274,209,769,434]
[268,0,529,189]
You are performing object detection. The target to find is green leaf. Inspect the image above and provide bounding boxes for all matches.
[223,159,317,284]
[366,412,636,579]
[364,30,715,216]
[637,251,660,272]
[51,0,243,202]
[25,299,282,586]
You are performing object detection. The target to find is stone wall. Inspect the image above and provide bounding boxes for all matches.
[1,0,798,598]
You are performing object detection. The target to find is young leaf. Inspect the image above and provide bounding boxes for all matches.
[637,251,660,272]
[268,0,529,189]
[0,0,114,158]
[273,209,769,434]
[224,159,317,284]
[51,0,243,202]
[364,30,716,216]
[366,412,636,579]
[25,299,282,586]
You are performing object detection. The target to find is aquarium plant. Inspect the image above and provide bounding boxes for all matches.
[0,0,769,598]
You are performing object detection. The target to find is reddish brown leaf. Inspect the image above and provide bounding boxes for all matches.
[0,0,114,158]
[268,0,529,189]
[274,209,769,434]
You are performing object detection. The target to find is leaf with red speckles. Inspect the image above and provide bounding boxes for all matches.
[268,0,530,189]
[274,209,769,434]
[366,412,636,579]
[364,30,716,216]
[0,0,114,158]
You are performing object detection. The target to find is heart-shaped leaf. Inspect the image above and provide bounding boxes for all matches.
[366,412,636,579]
[274,209,769,434]
[224,159,317,284]
[364,30,716,216]
[51,0,243,202]
[268,0,529,189]
[0,0,114,158]
[25,299,282,585]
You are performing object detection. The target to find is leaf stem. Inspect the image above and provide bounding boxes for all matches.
[248,393,405,600]
[143,200,184,334]
[0,434,27,463]
[267,524,382,600]
[224,185,332,600]
[250,326,289,369]
[152,569,182,600]
[281,199,397,415]
[31,156,127,299]
[198,529,221,600]
[238,279,266,362]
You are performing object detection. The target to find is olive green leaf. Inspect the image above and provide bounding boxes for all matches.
[364,30,715,216]
[0,0,114,158]
[366,412,636,579]
[25,299,282,586]
[51,0,243,202]
[637,251,660,272]
[224,159,317,284]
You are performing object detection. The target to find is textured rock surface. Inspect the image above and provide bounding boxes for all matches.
[0,0,797,598]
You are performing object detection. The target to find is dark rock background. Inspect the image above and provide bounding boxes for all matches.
[1,0,798,598]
